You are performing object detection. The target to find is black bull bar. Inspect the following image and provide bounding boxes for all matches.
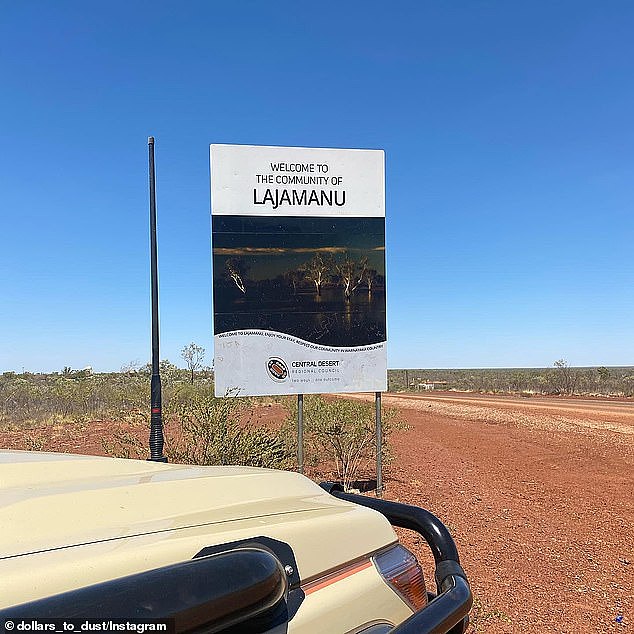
[320,483,473,634]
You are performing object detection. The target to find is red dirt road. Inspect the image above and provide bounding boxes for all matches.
[364,392,634,633]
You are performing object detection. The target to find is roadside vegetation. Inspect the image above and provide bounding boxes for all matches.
[0,363,398,488]
[1,358,631,488]
[101,385,293,470]
[0,364,213,428]
[4,360,629,430]
[389,361,634,396]
[283,395,403,491]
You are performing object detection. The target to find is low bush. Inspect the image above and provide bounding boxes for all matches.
[104,387,293,470]
[284,395,402,491]
[169,391,292,468]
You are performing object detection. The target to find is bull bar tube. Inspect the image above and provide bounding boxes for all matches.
[320,483,472,634]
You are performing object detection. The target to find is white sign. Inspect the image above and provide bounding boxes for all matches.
[211,144,386,397]
[210,144,384,217]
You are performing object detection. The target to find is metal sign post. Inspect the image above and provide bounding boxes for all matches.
[297,394,304,474]
[375,391,382,497]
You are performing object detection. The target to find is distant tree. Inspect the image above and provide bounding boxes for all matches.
[509,371,525,392]
[283,269,302,294]
[597,366,610,382]
[62,366,73,377]
[364,268,378,293]
[302,254,329,296]
[160,359,179,375]
[335,254,367,301]
[181,343,206,384]
[554,359,577,395]
[225,258,247,294]
[140,359,179,379]
[121,360,140,374]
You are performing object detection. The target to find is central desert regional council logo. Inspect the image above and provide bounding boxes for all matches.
[267,357,288,382]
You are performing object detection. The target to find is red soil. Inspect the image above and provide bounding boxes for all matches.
[358,392,633,633]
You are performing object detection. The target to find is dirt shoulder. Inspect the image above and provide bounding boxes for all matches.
[367,392,633,633]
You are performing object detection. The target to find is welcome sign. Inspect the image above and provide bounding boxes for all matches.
[210,144,386,397]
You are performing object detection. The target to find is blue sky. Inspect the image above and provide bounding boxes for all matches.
[1,1,633,372]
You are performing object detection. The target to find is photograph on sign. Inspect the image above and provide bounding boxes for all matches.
[211,145,386,397]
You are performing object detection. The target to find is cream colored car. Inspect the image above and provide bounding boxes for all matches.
[0,451,471,633]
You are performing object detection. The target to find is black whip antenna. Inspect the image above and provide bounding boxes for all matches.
[148,136,167,462]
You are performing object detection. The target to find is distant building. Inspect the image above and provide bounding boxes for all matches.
[415,380,448,391]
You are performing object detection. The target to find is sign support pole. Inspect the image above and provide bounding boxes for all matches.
[375,391,383,497]
[297,394,304,474]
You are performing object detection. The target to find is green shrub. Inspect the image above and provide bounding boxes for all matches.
[168,391,292,468]
[285,395,401,491]
[103,387,292,470]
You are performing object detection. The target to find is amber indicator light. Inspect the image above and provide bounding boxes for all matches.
[373,545,427,610]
